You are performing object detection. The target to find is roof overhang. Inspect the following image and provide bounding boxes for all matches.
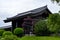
[4,5,52,23]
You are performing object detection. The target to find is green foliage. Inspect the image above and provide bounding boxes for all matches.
[47,13,60,33]
[14,28,24,35]
[34,20,50,36]
[2,31,13,37]
[0,36,1,39]
[14,28,24,37]
[0,35,18,40]
[51,0,60,3]
[0,31,19,40]
[0,29,5,36]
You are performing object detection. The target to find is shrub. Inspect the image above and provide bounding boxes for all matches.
[14,28,24,37]
[34,20,50,36]
[0,35,18,40]
[2,31,13,37]
[0,36,1,39]
[0,29,5,36]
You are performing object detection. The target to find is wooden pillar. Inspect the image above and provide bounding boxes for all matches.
[16,21,20,28]
[12,21,16,32]
[17,19,23,28]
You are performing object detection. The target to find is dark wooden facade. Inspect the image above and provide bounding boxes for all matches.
[3,5,52,32]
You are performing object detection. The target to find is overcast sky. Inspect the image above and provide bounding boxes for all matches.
[0,0,60,27]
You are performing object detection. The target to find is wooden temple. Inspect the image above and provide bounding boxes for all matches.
[3,5,52,33]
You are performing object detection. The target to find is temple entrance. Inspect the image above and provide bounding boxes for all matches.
[22,16,33,35]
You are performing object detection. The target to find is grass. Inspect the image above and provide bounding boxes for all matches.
[20,36,60,40]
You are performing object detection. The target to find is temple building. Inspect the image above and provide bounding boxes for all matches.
[3,5,52,33]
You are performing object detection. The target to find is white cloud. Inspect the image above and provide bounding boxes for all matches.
[0,0,60,27]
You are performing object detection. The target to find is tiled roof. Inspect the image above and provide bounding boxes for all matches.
[8,5,47,19]
[4,5,51,23]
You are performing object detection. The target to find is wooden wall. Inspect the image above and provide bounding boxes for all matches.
[11,10,50,32]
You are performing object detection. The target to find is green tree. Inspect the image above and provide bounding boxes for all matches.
[51,0,60,3]
[47,13,60,34]
[34,20,50,36]
[51,0,60,6]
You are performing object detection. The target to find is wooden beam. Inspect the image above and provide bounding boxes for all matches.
[12,21,16,32]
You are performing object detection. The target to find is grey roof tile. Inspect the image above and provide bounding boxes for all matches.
[4,5,51,22]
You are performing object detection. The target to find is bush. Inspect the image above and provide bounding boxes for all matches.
[34,20,50,36]
[0,29,5,36]
[2,31,13,37]
[47,13,60,34]
[14,28,24,37]
[0,35,18,40]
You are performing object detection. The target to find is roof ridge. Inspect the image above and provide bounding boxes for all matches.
[17,5,47,15]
